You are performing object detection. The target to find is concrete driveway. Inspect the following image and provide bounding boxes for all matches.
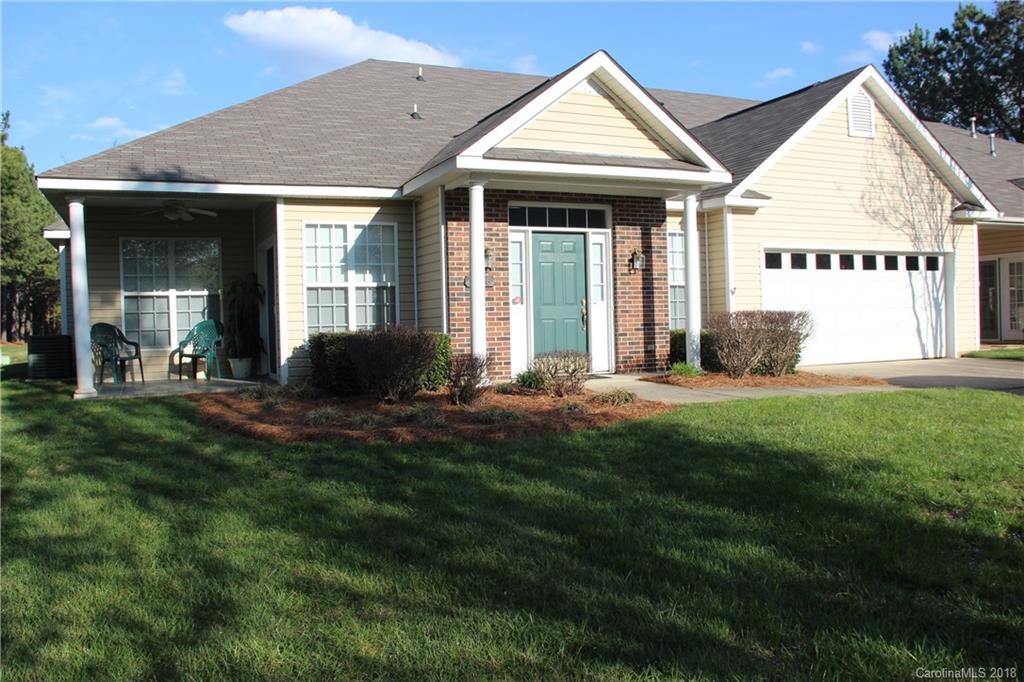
[802,358,1024,394]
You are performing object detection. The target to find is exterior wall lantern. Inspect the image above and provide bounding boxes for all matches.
[629,249,646,272]
[484,247,493,272]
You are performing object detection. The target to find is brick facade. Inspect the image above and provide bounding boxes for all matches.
[444,188,668,378]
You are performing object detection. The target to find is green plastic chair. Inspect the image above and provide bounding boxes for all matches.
[90,323,144,385]
[175,319,224,381]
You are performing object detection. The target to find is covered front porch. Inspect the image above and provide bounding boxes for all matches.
[978,223,1024,343]
[42,190,284,398]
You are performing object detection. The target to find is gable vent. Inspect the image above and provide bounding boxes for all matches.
[848,89,876,138]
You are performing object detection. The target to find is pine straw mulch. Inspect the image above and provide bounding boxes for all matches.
[644,371,890,389]
[189,387,673,444]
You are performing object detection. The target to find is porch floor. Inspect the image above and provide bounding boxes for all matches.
[92,377,264,400]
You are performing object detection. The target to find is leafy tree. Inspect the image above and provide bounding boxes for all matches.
[884,1,1023,141]
[1,112,59,340]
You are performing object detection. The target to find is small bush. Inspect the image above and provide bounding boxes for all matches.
[471,408,520,425]
[706,312,766,378]
[348,326,438,403]
[448,353,490,406]
[514,369,546,390]
[668,329,723,371]
[670,361,702,378]
[393,404,446,428]
[756,311,812,376]
[421,333,451,391]
[348,413,390,429]
[492,382,517,395]
[558,400,587,413]
[591,388,636,406]
[280,380,323,400]
[304,406,342,426]
[532,351,590,397]
[307,332,362,395]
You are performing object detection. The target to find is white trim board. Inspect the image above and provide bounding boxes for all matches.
[38,177,403,200]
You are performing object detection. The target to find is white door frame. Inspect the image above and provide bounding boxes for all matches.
[979,257,1000,341]
[507,203,616,374]
[256,237,278,378]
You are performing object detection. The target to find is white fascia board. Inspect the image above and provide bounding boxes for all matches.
[37,177,403,199]
[668,196,771,211]
[402,158,459,196]
[952,209,1001,222]
[457,155,731,185]
[977,215,1024,227]
[461,51,729,175]
[43,229,71,242]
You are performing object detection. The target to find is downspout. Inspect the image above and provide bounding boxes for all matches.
[439,185,449,334]
[702,210,710,317]
[411,198,419,327]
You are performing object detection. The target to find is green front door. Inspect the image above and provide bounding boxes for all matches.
[532,232,587,354]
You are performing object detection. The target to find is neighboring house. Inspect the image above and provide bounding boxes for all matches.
[36,50,1007,397]
[924,123,1024,343]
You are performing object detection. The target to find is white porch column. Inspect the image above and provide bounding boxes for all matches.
[68,197,96,397]
[684,193,702,368]
[469,179,487,360]
[58,244,69,335]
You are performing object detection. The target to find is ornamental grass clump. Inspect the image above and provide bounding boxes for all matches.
[531,351,590,397]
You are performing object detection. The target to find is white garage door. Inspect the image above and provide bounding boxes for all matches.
[762,250,946,365]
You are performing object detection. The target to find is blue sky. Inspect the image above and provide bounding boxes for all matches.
[2,2,984,174]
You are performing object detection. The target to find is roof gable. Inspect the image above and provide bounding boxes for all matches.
[495,78,675,159]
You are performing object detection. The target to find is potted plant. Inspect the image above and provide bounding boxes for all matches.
[223,272,264,378]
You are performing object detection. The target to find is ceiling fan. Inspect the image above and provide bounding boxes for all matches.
[141,200,218,222]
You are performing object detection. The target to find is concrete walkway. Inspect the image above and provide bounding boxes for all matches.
[802,358,1024,393]
[585,373,901,404]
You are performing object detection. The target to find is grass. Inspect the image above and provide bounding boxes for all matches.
[963,347,1024,361]
[2,365,1023,680]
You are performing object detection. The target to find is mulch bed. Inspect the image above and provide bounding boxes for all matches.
[189,388,673,444]
[645,371,889,389]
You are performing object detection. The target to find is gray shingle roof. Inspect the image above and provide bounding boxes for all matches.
[690,68,864,198]
[40,58,755,189]
[924,122,1024,217]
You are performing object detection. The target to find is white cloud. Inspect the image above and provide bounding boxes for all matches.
[800,41,822,54]
[39,85,74,121]
[510,54,539,75]
[76,116,161,142]
[842,29,906,63]
[224,7,460,71]
[757,66,795,87]
[158,68,188,95]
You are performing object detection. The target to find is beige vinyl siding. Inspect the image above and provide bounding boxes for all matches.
[729,96,980,353]
[498,86,674,159]
[281,200,415,381]
[415,189,445,331]
[979,227,1024,257]
[83,207,254,382]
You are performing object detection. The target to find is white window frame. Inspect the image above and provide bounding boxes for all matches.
[302,220,400,338]
[667,230,686,330]
[119,237,223,350]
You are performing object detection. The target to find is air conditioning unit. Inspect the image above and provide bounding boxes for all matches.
[27,335,74,380]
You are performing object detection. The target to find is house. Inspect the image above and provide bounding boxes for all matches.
[36,50,1013,398]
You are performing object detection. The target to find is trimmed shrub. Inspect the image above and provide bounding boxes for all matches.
[532,351,589,397]
[706,312,766,378]
[591,388,636,406]
[307,332,362,395]
[347,326,438,403]
[421,333,451,391]
[448,353,490,406]
[755,311,812,376]
[514,368,546,390]
[670,362,702,377]
[668,329,723,371]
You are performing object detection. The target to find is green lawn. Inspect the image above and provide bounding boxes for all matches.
[2,370,1022,680]
[963,347,1024,361]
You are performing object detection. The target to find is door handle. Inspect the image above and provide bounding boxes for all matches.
[580,298,588,330]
